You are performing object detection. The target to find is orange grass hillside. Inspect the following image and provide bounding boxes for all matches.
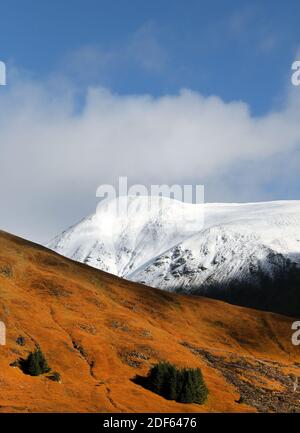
[0,230,299,413]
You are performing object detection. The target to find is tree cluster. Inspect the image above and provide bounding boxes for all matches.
[146,361,208,404]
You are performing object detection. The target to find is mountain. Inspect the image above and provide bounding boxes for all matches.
[47,196,203,277]
[1,230,300,413]
[48,197,300,317]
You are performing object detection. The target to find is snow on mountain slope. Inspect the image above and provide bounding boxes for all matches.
[129,201,300,289]
[47,196,204,277]
[47,197,300,316]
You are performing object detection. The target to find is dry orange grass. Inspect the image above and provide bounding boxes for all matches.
[0,230,299,413]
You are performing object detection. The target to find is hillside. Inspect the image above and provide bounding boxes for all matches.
[48,197,300,317]
[0,230,300,413]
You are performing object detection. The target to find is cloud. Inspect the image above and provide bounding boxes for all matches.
[127,21,168,73]
[258,34,277,53]
[228,6,257,36]
[61,22,168,87]
[0,68,300,243]
[227,6,279,54]
[63,46,116,86]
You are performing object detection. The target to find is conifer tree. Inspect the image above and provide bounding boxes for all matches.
[27,350,42,376]
[178,369,194,403]
[36,347,51,374]
[148,362,167,394]
[24,347,51,376]
[165,364,177,400]
[146,362,208,404]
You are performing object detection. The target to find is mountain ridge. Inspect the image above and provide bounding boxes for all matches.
[47,197,300,317]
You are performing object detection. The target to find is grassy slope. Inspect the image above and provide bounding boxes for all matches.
[0,230,299,413]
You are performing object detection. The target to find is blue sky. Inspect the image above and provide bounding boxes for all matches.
[1,1,300,242]
[1,0,299,114]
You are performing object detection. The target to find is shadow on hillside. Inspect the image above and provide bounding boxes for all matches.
[131,374,150,391]
[187,255,300,319]
[13,357,32,375]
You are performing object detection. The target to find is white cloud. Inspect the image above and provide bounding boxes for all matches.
[0,72,300,243]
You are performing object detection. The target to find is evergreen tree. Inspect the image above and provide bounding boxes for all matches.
[27,350,42,376]
[192,368,208,404]
[148,362,167,394]
[164,364,177,400]
[146,362,208,404]
[178,369,194,403]
[24,347,51,376]
[36,347,51,374]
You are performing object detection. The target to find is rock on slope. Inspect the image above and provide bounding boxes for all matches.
[0,230,300,413]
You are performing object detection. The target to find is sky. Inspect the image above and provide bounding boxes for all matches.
[1,0,300,243]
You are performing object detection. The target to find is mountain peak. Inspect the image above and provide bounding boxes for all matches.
[48,199,300,316]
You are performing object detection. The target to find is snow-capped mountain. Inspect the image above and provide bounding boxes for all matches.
[130,202,300,288]
[47,197,300,317]
[47,196,204,277]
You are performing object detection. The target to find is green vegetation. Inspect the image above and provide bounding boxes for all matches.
[23,347,51,376]
[146,361,208,404]
[48,371,61,382]
[16,335,26,346]
[13,345,61,381]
